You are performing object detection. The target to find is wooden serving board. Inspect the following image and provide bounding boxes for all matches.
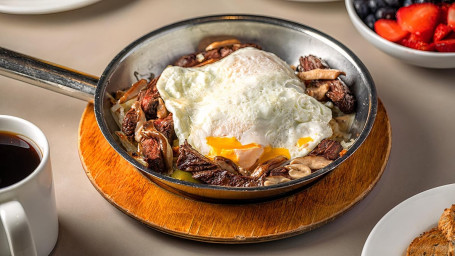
[78,100,391,243]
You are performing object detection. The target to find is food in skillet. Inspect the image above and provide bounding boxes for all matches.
[109,39,356,187]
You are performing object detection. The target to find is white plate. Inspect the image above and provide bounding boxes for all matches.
[362,184,455,256]
[0,0,100,14]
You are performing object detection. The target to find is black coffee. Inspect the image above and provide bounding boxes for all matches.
[0,131,41,189]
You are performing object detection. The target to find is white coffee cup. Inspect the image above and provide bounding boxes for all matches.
[0,115,58,256]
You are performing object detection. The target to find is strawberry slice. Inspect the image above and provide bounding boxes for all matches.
[397,3,440,35]
[434,23,452,42]
[434,39,455,52]
[448,3,455,30]
[375,19,409,42]
[400,38,436,51]
[410,30,433,43]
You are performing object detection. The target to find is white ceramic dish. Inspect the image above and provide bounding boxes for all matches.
[345,0,455,68]
[362,184,455,256]
[0,0,100,14]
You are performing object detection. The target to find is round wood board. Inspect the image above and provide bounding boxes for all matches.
[78,100,391,244]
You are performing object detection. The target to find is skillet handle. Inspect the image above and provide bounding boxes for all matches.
[0,47,98,103]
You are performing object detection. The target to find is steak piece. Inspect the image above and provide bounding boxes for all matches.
[299,55,327,71]
[176,141,219,172]
[326,80,356,114]
[122,108,138,137]
[173,43,262,68]
[309,139,343,160]
[138,77,161,119]
[299,55,356,114]
[192,170,264,187]
[153,113,175,142]
[141,137,165,172]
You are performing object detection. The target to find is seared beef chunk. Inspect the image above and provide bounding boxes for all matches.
[138,77,160,119]
[326,80,356,114]
[177,141,266,187]
[173,43,262,68]
[141,137,165,172]
[192,170,264,187]
[176,141,219,172]
[309,139,343,160]
[299,55,356,114]
[153,113,175,142]
[122,108,138,137]
[299,55,326,71]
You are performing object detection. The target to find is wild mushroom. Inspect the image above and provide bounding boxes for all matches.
[205,39,241,51]
[285,164,312,179]
[118,79,148,104]
[290,156,332,170]
[297,68,346,81]
[250,155,288,178]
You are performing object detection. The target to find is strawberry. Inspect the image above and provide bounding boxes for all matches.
[400,38,435,51]
[434,39,455,52]
[410,30,433,43]
[448,3,455,30]
[439,3,450,25]
[433,23,452,42]
[375,19,409,42]
[397,3,440,35]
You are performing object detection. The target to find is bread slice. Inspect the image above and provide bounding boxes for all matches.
[439,205,455,241]
[406,227,451,256]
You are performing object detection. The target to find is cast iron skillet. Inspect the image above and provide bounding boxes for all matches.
[0,15,377,202]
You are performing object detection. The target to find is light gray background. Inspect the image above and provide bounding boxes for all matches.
[1,0,454,255]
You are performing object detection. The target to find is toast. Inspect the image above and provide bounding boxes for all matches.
[406,227,451,256]
[439,205,455,241]
[406,204,455,256]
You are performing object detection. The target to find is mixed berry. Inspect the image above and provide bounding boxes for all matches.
[354,0,455,52]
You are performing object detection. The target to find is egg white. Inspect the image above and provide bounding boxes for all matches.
[156,47,333,159]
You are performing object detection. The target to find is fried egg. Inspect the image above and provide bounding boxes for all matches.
[156,47,332,169]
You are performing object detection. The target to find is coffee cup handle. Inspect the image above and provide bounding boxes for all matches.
[0,201,38,256]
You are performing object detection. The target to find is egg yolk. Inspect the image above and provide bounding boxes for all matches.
[206,137,291,169]
[297,137,314,148]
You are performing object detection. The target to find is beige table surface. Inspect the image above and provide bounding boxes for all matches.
[1,0,454,255]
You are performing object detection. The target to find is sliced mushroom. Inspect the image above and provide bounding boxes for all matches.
[305,80,330,101]
[156,98,169,119]
[213,156,240,175]
[141,120,173,173]
[285,164,312,179]
[118,79,148,104]
[205,39,241,51]
[290,156,332,170]
[297,68,346,81]
[129,101,147,143]
[250,155,288,178]
[114,131,138,154]
[264,176,291,186]
[194,58,218,67]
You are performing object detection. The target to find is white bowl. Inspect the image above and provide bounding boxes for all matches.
[345,0,455,68]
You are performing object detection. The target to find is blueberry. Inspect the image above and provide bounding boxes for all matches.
[368,0,387,12]
[354,0,371,19]
[384,0,401,6]
[375,7,397,19]
[364,14,377,30]
[402,0,413,6]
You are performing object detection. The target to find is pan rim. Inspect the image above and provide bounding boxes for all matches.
[94,14,377,193]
